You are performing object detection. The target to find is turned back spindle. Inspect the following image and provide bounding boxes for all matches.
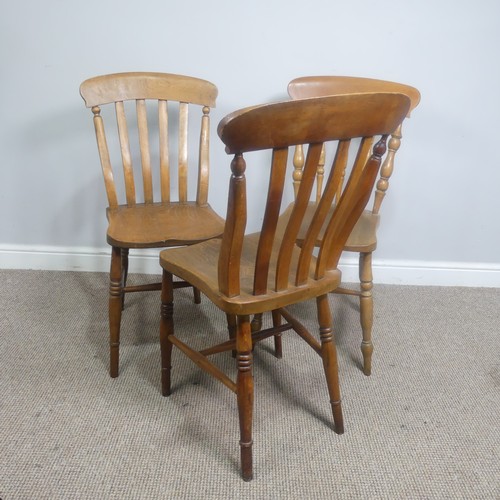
[288,76,420,211]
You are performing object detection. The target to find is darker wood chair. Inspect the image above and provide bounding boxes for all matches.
[80,72,225,378]
[253,76,420,375]
[158,92,410,480]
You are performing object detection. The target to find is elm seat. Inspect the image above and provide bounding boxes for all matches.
[158,92,410,480]
[161,233,342,315]
[106,202,224,248]
[80,72,224,378]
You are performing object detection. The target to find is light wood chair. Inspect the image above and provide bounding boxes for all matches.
[80,72,225,378]
[253,76,420,375]
[158,92,410,480]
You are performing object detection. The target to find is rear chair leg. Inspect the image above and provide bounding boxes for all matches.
[271,310,283,358]
[317,294,344,434]
[121,248,129,311]
[193,287,201,304]
[250,312,263,332]
[236,315,254,481]
[160,270,174,396]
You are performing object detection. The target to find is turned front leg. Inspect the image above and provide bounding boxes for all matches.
[109,246,123,378]
[236,315,254,481]
[359,252,374,376]
[160,270,174,396]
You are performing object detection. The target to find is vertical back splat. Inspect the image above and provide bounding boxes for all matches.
[316,136,388,278]
[275,143,323,291]
[158,100,170,202]
[136,99,153,203]
[253,148,289,295]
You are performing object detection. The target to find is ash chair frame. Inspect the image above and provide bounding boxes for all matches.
[80,72,224,377]
[253,76,420,375]
[158,92,410,480]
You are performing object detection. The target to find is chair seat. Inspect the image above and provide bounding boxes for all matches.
[159,234,341,316]
[280,202,380,253]
[106,202,225,249]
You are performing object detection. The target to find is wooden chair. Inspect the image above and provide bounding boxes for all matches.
[253,76,420,375]
[80,72,225,378]
[159,92,410,480]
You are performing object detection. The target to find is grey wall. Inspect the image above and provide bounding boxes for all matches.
[1,0,499,283]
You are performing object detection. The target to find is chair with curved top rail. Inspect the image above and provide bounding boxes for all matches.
[253,76,420,376]
[158,91,410,480]
[80,72,225,378]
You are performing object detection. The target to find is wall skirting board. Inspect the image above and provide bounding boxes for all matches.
[0,244,499,288]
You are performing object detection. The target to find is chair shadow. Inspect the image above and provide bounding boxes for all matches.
[254,345,335,430]
[72,268,164,377]
[135,290,360,477]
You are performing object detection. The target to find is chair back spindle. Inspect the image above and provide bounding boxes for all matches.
[197,106,211,206]
[158,100,170,202]
[292,144,304,198]
[295,139,350,285]
[115,101,136,205]
[253,148,289,295]
[275,142,321,291]
[317,136,388,276]
[315,145,326,202]
[218,154,247,297]
[178,102,189,202]
[287,76,420,212]
[91,105,118,207]
[372,123,402,215]
[136,99,154,203]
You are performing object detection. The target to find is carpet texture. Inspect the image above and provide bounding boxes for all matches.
[0,269,498,499]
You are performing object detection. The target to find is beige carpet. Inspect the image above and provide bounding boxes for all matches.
[0,269,498,499]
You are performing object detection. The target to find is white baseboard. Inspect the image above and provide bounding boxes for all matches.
[0,244,159,274]
[337,256,500,287]
[0,244,499,287]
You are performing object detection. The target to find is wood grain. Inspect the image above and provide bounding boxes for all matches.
[159,92,411,480]
[80,72,224,378]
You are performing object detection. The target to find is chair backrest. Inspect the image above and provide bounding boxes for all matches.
[80,72,218,208]
[287,76,420,214]
[217,93,410,298]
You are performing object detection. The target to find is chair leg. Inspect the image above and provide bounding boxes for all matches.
[120,248,129,311]
[226,314,237,358]
[160,270,174,397]
[271,310,283,358]
[109,246,123,378]
[193,287,201,304]
[250,312,263,332]
[317,294,344,434]
[359,252,374,376]
[236,315,254,481]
